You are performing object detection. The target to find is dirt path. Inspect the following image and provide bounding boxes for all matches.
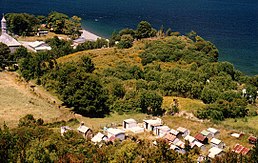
[0,71,73,128]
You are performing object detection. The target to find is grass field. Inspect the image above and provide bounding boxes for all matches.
[0,72,68,127]
[17,32,69,42]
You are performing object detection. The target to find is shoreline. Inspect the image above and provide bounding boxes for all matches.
[80,29,102,41]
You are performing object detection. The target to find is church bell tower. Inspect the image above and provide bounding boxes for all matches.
[1,14,7,34]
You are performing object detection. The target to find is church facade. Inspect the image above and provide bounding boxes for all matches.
[0,15,21,53]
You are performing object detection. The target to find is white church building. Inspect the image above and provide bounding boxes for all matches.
[0,15,21,52]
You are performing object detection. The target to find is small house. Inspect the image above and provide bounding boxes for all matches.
[207,128,220,137]
[208,147,224,159]
[201,130,212,139]
[177,127,190,137]
[174,140,185,149]
[107,128,125,141]
[91,132,108,143]
[28,41,51,52]
[163,133,177,143]
[170,129,180,137]
[128,126,144,134]
[77,123,93,139]
[194,141,206,151]
[211,138,224,149]
[195,133,208,144]
[231,132,244,139]
[61,126,72,136]
[143,118,162,132]
[248,136,257,144]
[123,118,137,129]
[154,126,170,137]
[232,144,250,155]
[184,135,196,144]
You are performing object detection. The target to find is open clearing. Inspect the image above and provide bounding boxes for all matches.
[0,71,68,127]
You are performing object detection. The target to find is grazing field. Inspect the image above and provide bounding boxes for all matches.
[0,71,69,127]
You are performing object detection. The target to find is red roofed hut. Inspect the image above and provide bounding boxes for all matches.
[195,133,208,144]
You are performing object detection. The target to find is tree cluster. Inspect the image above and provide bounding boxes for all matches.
[5,12,82,38]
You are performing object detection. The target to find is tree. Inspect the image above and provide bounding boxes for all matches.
[135,21,156,39]
[117,34,134,49]
[6,13,39,36]
[0,43,11,69]
[140,90,163,115]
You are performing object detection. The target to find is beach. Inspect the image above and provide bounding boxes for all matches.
[80,29,102,41]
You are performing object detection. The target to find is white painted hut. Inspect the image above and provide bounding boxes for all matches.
[201,130,212,139]
[207,128,220,137]
[143,118,162,131]
[28,41,51,52]
[170,129,180,137]
[128,126,144,134]
[184,135,196,143]
[123,118,137,129]
[107,128,125,141]
[208,147,224,159]
[154,126,170,137]
[77,123,93,139]
[177,127,190,137]
[91,132,108,143]
[211,138,224,149]
[194,141,206,151]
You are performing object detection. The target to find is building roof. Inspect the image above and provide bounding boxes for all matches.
[170,144,180,150]
[170,129,179,136]
[207,128,219,134]
[128,126,144,133]
[29,41,46,48]
[157,125,170,132]
[107,128,125,136]
[184,135,196,143]
[194,141,204,148]
[195,133,207,142]
[208,147,223,158]
[124,118,137,124]
[211,138,222,145]
[177,127,188,133]
[73,36,86,44]
[0,33,21,47]
[201,130,211,136]
[231,133,242,138]
[233,144,250,155]
[248,136,257,142]
[175,140,185,149]
[2,16,6,22]
[91,132,107,143]
[163,133,177,142]
[77,125,90,133]
[209,147,223,157]
[144,119,162,126]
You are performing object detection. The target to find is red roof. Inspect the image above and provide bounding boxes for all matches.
[248,136,257,142]
[232,144,250,155]
[195,133,207,142]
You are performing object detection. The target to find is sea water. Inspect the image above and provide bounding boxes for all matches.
[1,0,257,75]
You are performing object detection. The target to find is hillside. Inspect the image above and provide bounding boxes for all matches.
[0,71,68,127]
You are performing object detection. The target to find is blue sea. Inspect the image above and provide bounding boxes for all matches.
[1,0,257,75]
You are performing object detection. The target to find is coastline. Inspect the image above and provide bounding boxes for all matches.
[80,29,102,41]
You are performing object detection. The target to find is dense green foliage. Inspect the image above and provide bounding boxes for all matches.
[9,19,257,120]
[0,43,11,69]
[5,12,81,37]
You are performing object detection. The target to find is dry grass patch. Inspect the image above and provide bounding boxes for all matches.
[162,96,206,113]
[0,72,69,128]
[17,32,69,42]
